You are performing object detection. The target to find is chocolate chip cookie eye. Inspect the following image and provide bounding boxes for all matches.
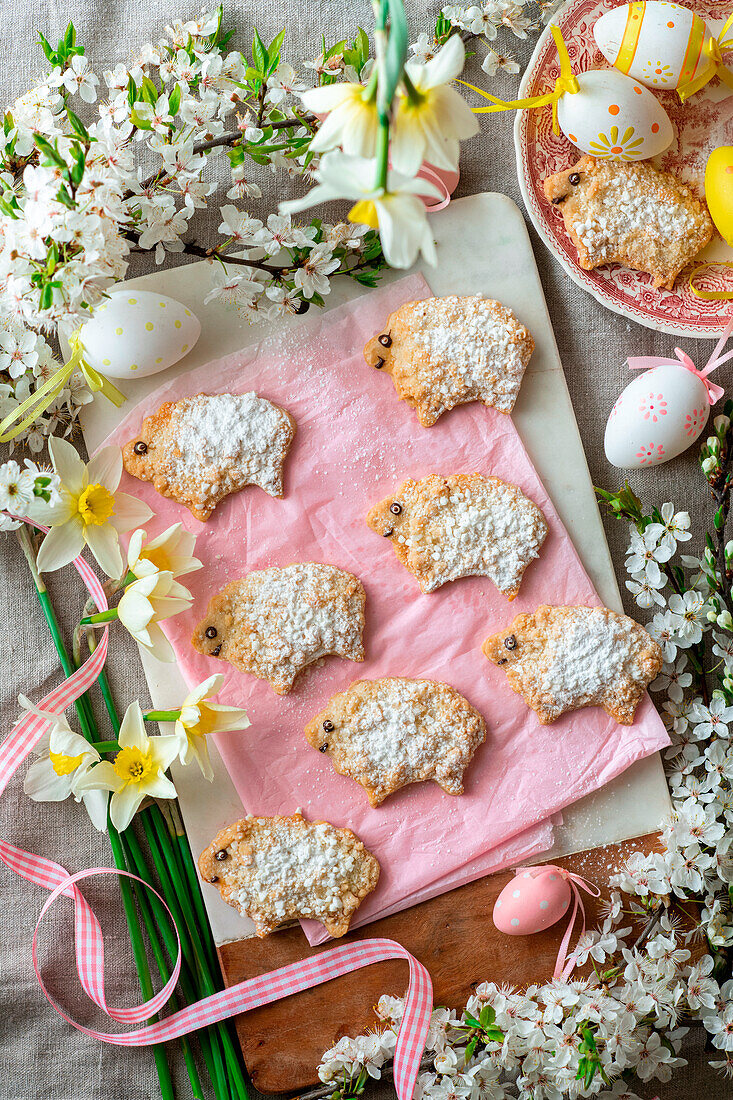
[215,848,228,861]
[322,719,334,733]
[373,356,385,369]
[377,333,392,348]
[205,626,218,639]
[389,502,402,515]
[133,441,148,455]
[504,634,517,650]
[568,172,581,185]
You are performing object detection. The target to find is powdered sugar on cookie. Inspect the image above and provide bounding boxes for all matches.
[122,392,296,521]
[366,473,547,597]
[363,296,534,426]
[198,814,380,937]
[192,563,366,694]
[482,605,663,725]
[305,677,486,805]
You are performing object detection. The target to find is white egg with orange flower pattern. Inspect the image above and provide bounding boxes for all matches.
[604,363,710,468]
[556,68,673,161]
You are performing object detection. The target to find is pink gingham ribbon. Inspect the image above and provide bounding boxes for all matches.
[0,522,433,1100]
[627,315,733,407]
[517,864,600,982]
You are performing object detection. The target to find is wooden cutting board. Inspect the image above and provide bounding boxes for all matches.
[219,834,661,1094]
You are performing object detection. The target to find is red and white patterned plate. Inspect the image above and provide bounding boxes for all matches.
[514,0,733,337]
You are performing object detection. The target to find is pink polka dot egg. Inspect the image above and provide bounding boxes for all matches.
[493,868,571,936]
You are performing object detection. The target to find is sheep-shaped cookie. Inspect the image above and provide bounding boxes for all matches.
[122,391,296,521]
[192,563,366,694]
[482,605,663,725]
[305,677,486,805]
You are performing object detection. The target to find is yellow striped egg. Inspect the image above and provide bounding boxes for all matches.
[594,1,716,90]
[80,290,201,380]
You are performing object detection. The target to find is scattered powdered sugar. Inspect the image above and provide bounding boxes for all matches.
[407,296,532,417]
[313,678,486,804]
[167,392,293,506]
[399,475,547,595]
[572,177,698,261]
[539,610,647,701]
[223,563,365,693]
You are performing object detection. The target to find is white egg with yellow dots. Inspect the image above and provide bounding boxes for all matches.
[557,67,673,161]
[80,290,201,380]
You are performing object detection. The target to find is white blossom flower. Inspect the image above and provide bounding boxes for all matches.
[0,326,40,379]
[117,570,193,663]
[392,35,479,176]
[293,242,340,298]
[646,610,680,663]
[37,439,152,577]
[21,698,107,830]
[626,572,666,609]
[645,504,692,553]
[75,702,178,831]
[689,695,733,740]
[174,673,250,779]
[49,54,99,102]
[281,151,441,268]
[651,655,692,702]
[0,459,37,517]
[667,590,708,647]
[625,528,673,582]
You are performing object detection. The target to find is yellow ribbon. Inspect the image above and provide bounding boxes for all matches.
[457,25,579,136]
[0,331,126,444]
[678,11,733,101]
[689,261,733,300]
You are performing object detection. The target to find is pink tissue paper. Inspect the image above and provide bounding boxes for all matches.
[103,273,669,944]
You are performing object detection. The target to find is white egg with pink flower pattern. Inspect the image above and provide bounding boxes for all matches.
[604,362,711,469]
[493,868,571,936]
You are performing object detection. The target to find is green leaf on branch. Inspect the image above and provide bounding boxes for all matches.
[252,28,268,74]
[168,84,182,117]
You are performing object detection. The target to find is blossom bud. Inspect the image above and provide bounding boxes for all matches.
[714,414,731,434]
[707,609,719,622]
[702,455,718,475]
[717,610,733,631]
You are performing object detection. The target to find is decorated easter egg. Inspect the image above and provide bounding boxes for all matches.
[493,869,571,936]
[594,1,716,91]
[80,290,200,380]
[705,146,733,247]
[556,68,673,161]
[604,363,710,468]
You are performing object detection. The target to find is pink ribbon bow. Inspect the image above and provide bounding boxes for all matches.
[517,863,600,982]
[627,316,733,407]
[0,515,433,1100]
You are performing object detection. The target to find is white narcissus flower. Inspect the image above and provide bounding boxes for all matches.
[37,438,152,578]
[301,81,380,159]
[20,699,108,831]
[281,151,441,268]
[174,673,250,780]
[117,570,193,663]
[392,34,479,176]
[75,702,179,832]
[127,523,203,579]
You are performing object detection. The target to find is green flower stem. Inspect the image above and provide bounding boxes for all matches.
[106,822,175,1100]
[401,69,422,105]
[91,740,119,753]
[80,607,118,625]
[121,829,211,1100]
[141,812,233,1100]
[147,810,249,1100]
[15,526,97,736]
[145,710,182,723]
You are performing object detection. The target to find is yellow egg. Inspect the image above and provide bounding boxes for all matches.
[705,146,733,247]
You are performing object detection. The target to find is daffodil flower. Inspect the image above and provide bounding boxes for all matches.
[75,702,179,832]
[391,35,478,177]
[280,151,441,268]
[21,698,108,831]
[127,523,203,580]
[37,437,152,578]
[174,674,250,780]
[301,80,380,158]
[117,570,194,663]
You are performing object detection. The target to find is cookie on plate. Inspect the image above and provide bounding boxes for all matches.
[192,562,366,694]
[366,473,547,598]
[199,813,380,938]
[482,604,663,725]
[122,392,296,521]
[543,156,713,291]
[363,295,534,426]
[305,677,486,806]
